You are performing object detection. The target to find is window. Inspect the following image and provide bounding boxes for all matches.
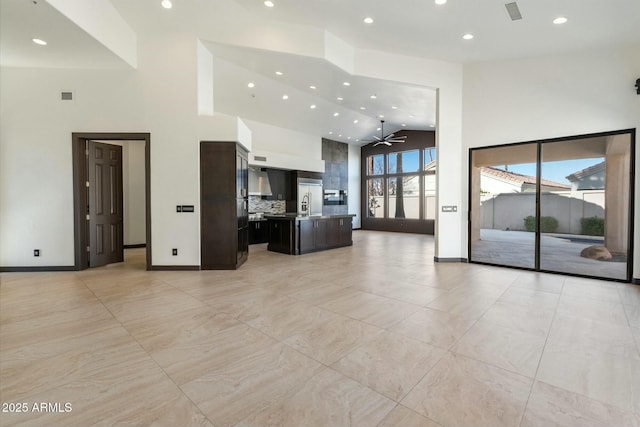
[367,154,385,176]
[367,178,385,217]
[364,147,436,221]
[388,176,420,219]
[388,150,419,174]
[361,130,437,234]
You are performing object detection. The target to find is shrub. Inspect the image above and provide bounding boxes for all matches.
[523,216,559,233]
[580,216,604,236]
[524,216,535,232]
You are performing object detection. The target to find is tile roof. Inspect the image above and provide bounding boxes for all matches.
[565,161,605,182]
[481,166,570,189]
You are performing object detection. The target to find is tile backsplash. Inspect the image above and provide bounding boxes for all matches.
[249,196,286,214]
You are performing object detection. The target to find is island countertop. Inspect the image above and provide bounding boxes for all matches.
[265,214,354,255]
[264,213,355,221]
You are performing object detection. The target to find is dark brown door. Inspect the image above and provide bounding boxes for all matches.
[89,141,123,267]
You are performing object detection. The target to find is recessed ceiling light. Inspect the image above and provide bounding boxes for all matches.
[376,127,381,131]
[430,124,436,128]
[363,17,374,24]
[435,0,447,4]
[337,97,343,101]
[161,0,172,9]
[247,82,255,88]
[553,16,568,24]
[409,115,415,118]
[360,106,366,110]
[343,82,351,86]
[463,33,474,40]
[333,112,340,117]
[32,38,47,46]
[353,120,359,124]
[338,134,342,137]
[391,106,397,109]
[264,1,274,7]
[356,139,360,142]
[329,132,333,135]
[282,94,289,100]
[275,71,283,76]
[370,94,377,99]
[309,85,316,89]
[378,115,384,118]
[310,104,316,109]
[401,123,407,127]
[347,136,352,140]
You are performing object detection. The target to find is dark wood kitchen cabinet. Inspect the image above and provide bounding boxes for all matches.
[200,141,248,269]
[299,218,329,253]
[327,216,352,247]
[266,214,353,255]
[249,220,269,244]
[268,219,294,254]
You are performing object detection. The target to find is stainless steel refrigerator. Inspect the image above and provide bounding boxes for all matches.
[297,178,323,216]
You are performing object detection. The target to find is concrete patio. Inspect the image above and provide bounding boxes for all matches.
[471,229,628,280]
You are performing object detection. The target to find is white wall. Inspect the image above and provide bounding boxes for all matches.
[243,119,325,172]
[463,44,640,278]
[0,67,141,266]
[0,32,205,267]
[348,143,361,228]
[481,175,522,195]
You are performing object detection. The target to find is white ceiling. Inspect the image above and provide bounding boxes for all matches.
[0,0,128,69]
[2,0,639,144]
[207,42,437,143]
[234,0,640,63]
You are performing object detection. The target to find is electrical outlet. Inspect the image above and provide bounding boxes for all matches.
[172,248,178,256]
[34,249,40,257]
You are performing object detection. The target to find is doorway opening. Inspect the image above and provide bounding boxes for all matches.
[72,133,151,271]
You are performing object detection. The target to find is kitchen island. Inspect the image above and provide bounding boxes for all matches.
[265,214,355,255]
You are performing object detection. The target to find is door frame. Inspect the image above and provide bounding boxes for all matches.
[72,132,151,270]
[467,128,635,283]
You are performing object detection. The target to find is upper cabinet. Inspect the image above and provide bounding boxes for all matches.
[266,169,290,201]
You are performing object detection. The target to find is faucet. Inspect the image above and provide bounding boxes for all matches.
[301,194,309,215]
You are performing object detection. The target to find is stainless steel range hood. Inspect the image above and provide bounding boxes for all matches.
[248,168,272,196]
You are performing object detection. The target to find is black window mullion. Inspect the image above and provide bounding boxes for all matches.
[535,142,541,271]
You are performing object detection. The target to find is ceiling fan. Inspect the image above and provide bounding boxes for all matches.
[365,120,407,146]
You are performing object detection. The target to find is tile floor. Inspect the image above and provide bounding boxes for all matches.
[1,230,639,427]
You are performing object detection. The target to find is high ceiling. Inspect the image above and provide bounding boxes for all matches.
[0,0,128,69]
[233,0,640,63]
[2,0,639,144]
[207,42,437,143]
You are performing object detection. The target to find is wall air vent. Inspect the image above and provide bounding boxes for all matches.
[254,155,267,162]
[61,91,73,100]
[505,2,522,20]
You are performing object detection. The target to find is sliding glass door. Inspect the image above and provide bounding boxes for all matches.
[470,144,538,269]
[470,130,634,282]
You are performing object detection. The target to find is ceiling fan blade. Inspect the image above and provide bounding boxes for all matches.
[372,135,382,141]
[387,139,406,143]
[373,141,392,146]
[385,133,395,139]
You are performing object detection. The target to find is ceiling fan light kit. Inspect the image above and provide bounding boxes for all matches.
[364,120,408,147]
